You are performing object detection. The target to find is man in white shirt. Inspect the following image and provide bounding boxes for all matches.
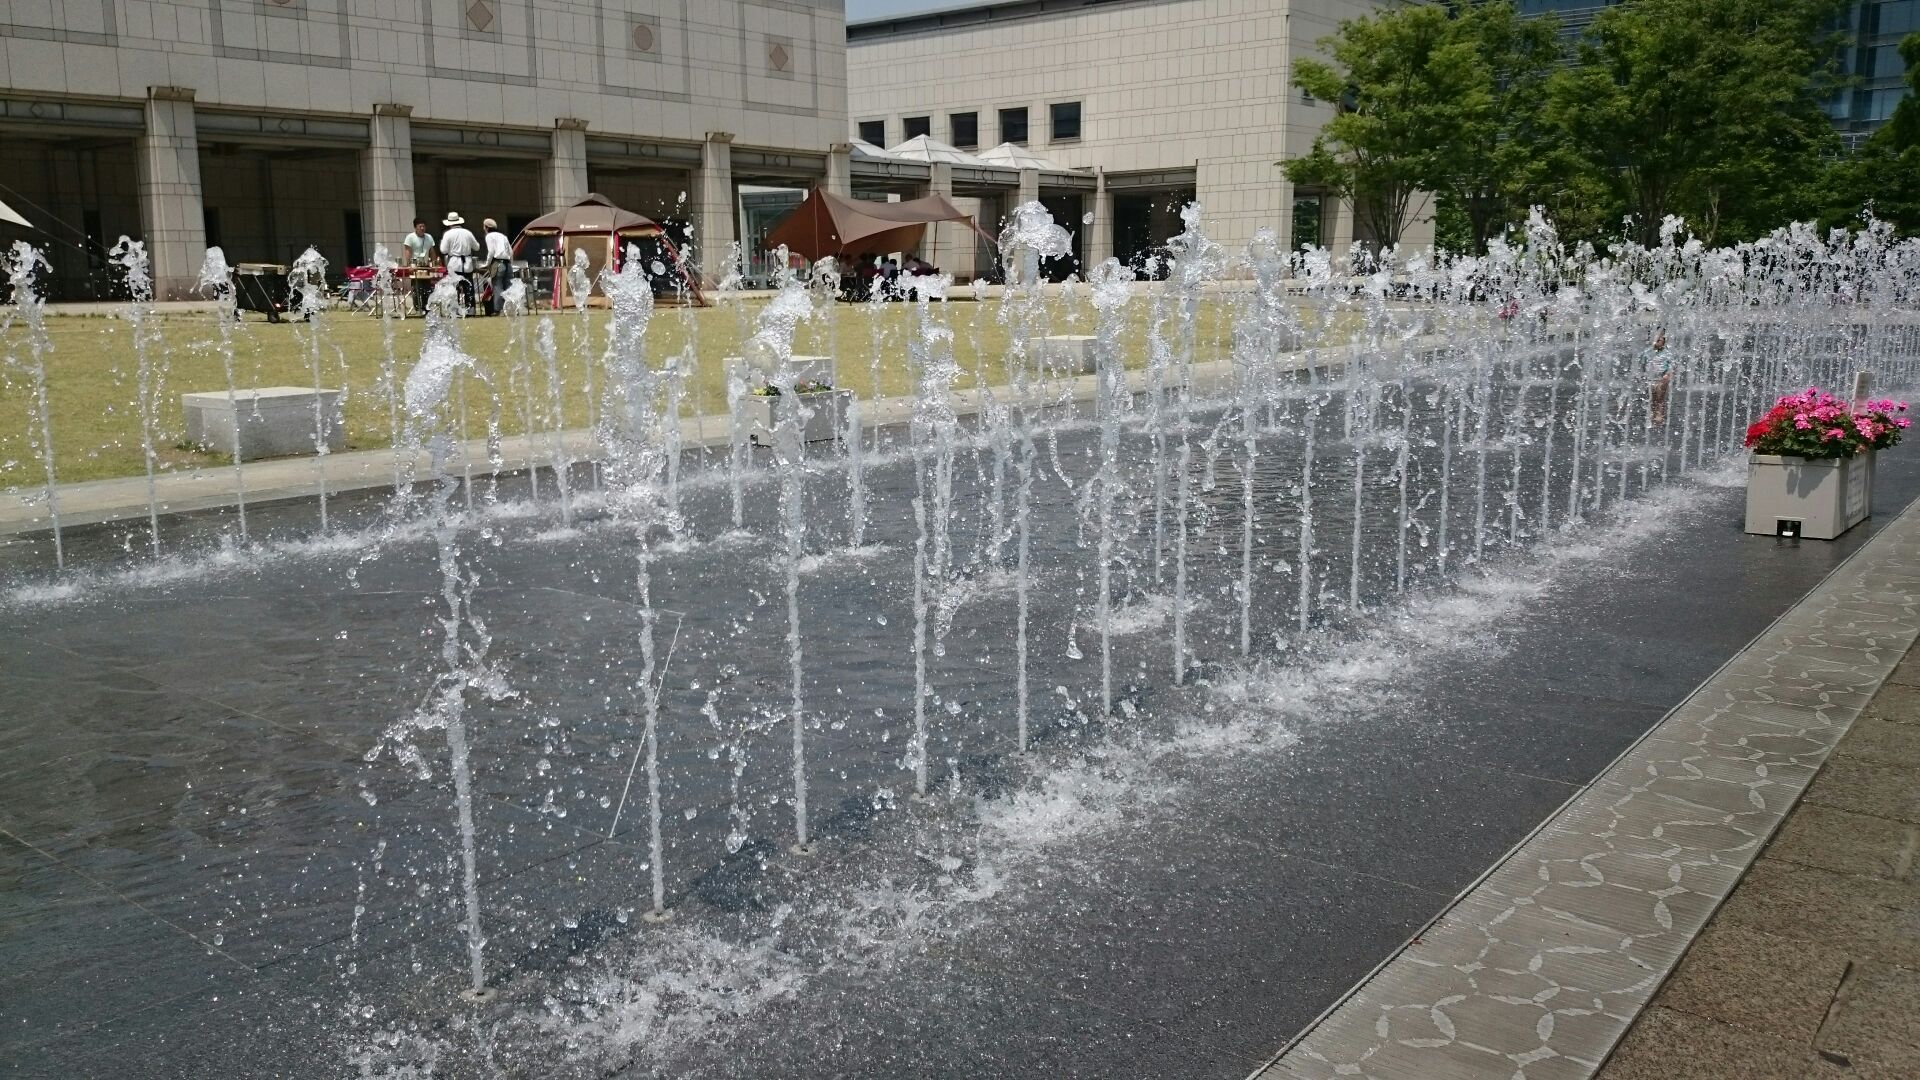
[400,219,435,315]
[438,212,480,315]
[482,218,514,315]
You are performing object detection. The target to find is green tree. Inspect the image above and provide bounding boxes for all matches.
[1430,2,1564,252]
[1283,4,1482,250]
[1546,0,1849,246]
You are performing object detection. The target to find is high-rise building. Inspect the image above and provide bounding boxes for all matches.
[1832,1,1917,146]
[1512,1,1914,148]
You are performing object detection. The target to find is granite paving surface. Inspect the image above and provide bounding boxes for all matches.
[1591,650,1920,1079]
[1260,473,1920,1080]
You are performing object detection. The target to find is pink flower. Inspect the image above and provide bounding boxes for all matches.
[1899,417,1912,429]
[1825,428,1846,440]
[1795,417,1812,430]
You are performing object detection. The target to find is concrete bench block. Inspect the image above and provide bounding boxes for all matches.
[1037,335,1096,376]
[740,388,853,445]
[725,354,837,391]
[183,386,345,461]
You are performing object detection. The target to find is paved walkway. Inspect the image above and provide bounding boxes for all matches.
[1258,497,1920,1080]
[1595,650,1920,1078]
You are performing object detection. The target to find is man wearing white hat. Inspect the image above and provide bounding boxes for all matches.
[438,212,480,315]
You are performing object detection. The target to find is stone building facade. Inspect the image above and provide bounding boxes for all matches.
[848,0,1436,275]
[0,0,849,299]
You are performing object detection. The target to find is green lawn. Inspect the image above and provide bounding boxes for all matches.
[0,292,1314,486]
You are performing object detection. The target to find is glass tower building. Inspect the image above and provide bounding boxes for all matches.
[1511,0,1913,145]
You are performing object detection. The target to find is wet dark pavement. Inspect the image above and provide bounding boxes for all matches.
[3,372,1913,1079]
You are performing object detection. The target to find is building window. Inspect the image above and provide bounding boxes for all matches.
[1868,86,1906,121]
[904,116,931,140]
[949,111,978,149]
[858,119,886,145]
[1876,1,1919,36]
[1049,101,1081,142]
[999,106,1029,144]
[1291,197,1323,251]
[1868,42,1908,79]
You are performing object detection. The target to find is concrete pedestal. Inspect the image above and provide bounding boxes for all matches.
[726,355,837,390]
[740,388,853,445]
[184,387,345,461]
[1038,335,1097,376]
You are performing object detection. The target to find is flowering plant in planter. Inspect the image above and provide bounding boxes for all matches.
[751,379,834,397]
[1742,388,1909,460]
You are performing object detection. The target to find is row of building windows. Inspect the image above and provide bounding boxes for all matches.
[1871,0,1920,36]
[858,101,1081,149]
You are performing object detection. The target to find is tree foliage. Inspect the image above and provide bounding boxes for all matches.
[1547,0,1848,246]
[1285,0,1878,252]
[1283,4,1478,249]
[1430,2,1564,253]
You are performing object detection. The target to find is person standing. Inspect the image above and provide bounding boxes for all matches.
[401,219,435,316]
[1647,330,1673,425]
[438,212,480,315]
[483,218,514,316]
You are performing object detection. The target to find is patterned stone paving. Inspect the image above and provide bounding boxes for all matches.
[1255,505,1920,1080]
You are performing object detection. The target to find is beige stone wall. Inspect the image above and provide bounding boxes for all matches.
[849,0,1435,260]
[0,0,846,154]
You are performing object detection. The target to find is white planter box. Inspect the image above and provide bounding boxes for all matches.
[1744,451,1875,540]
[740,388,853,445]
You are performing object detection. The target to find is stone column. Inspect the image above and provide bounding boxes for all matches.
[542,117,590,212]
[825,142,852,198]
[136,86,206,300]
[1088,166,1114,268]
[1016,168,1039,209]
[694,132,736,284]
[360,103,416,264]
[926,161,954,270]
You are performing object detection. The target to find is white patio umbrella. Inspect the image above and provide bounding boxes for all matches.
[0,196,30,229]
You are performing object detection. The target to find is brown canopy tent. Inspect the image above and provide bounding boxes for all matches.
[512,193,705,308]
[762,188,995,264]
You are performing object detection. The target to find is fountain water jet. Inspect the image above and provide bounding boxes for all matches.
[289,247,337,531]
[196,247,248,545]
[2,242,61,569]
[109,237,164,556]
